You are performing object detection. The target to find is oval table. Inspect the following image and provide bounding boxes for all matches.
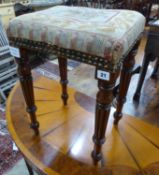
[6,74,159,175]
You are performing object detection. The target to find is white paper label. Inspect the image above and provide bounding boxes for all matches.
[97,70,110,81]
[9,46,20,58]
[13,142,18,151]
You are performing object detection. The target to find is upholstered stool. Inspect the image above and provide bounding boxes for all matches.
[7,6,145,164]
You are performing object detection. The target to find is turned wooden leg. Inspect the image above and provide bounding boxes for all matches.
[92,70,119,164]
[25,159,34,175]
[58,56,68,105]
[151,57,159,79]
[16,48,39,135]
[114,42,138,125]
[133,53,151,101]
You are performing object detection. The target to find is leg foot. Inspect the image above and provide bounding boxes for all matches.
[114,112,122,125]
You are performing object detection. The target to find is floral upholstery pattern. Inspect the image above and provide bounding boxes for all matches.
[7,6,145,65]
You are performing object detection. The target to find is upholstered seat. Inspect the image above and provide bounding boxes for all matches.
[8,6,145,70]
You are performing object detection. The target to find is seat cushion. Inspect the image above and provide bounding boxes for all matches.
[7,6,145,65]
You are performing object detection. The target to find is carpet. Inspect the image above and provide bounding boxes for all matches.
[0,111,22,175]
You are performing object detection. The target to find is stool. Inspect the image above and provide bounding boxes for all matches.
[134,20,159,101]
[7,6,145,164]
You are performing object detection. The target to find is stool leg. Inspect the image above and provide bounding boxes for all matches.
[114,42,138,125]
[92,71,119,164]
[58,56,68,105]
[16,48,39,135]
[133,53,150,101]
[151,57,159,79]
[24,159,34,175]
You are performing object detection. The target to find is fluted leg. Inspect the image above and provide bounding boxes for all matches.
[114,42,139,124]
[16,48,39,135]
[92,70,119,164]
[58,56,68,105]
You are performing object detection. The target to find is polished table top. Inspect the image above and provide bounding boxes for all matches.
[6,73,159,175]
